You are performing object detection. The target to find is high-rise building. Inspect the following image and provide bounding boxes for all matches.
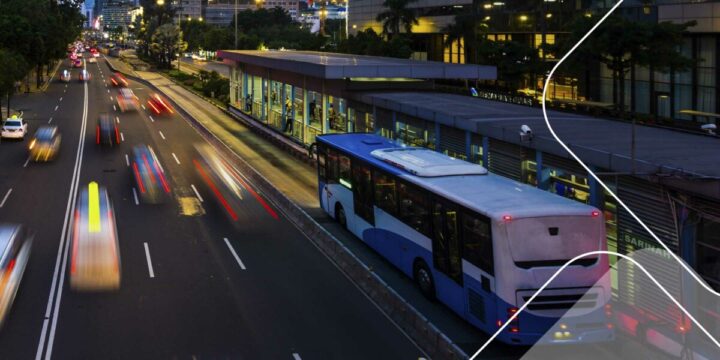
[205,0,254,26]
[203,0,301,25]
[173,0,203,23]
[102,0,135,31]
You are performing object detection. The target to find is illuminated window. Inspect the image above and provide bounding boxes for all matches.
[535,33,556,58]
[443,35,465,64]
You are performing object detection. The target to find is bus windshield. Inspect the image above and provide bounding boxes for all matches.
[506,216,602,268]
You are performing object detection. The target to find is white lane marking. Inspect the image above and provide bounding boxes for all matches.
[107,89,110,93]
[48,117,53,124]
[224,238,246,270]
[125,154,130,167]
[159,131,165,140]
[149,116,155,123]
[109,96,113,101]
[191,184,203,202]
[113,105,117,111]
[23,157,31,167]
[120,132,125,142]
[59,97,63,102]
[0,188,12,208]
[144,243,155,278]
[36,60,90,360]
[141,104,146,110]
[292,353,302,360]
[132,187,139,205]
[172,153,180,165]
[54,105,58,111]
[115,116,120,124]
[63,89,66,93]
[64,84,67,88]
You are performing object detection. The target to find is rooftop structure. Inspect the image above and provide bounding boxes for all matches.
[219,50,497,80]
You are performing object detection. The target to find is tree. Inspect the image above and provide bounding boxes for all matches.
[150,24,187,69]
[203,27,233,51]
[336,29,412,59]
[0,49,27,118]
[443,9,488,65]
[181,20,210,51]
[228,7,323,51]
[0,0,83,88]
[476,40,542,90]
[375,0,419,38]
[559,15,695,117]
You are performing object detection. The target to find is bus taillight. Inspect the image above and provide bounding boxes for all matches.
[502,215,512,222]
[604,303,613,317]
[507,307,520,333]
[592,210,600,217]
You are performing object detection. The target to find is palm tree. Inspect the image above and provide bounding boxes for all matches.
[375,0,419,38]
[443,10,488,64]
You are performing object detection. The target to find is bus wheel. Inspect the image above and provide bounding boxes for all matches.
[335,203,347,229]
[414,260,435,299]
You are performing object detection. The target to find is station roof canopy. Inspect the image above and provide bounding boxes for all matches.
[355,91,720,198]
[218,50,497,80]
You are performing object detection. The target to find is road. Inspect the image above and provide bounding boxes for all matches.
[0,56,424,359]
[178,57,230,78]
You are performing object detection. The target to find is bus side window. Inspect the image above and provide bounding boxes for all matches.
[397,181,430,237]
[373,170,397,215]
[431,199,463,285]
[339,154,351,188]
[352,161,375,224]
[326,148,339,184]
[462,211,494,275]
[317,143,327,181]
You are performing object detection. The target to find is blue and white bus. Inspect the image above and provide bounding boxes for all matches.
[315,133,613,346]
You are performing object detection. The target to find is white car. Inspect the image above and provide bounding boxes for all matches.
[88,57,96,63]
[1,116,28,140]
[79,69,91,82]
[60,70,71,82]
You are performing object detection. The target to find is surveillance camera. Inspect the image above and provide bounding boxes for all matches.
[520,125,532,135]
[519,124,533,142]
[701,123,717,135]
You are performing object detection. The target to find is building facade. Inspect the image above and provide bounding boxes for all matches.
[204,0,301,25]
[205,0,254,25]
[348,0,720,126]
[173,0,203,22]
[101,0,135,31]
[594,1,720,126]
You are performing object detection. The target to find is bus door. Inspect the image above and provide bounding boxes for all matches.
[431,198,465,315]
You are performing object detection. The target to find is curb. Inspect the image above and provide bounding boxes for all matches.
[39,60,63,92]
[106,59,469,360]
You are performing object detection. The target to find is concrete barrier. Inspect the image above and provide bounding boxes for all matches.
[106,59,469,360]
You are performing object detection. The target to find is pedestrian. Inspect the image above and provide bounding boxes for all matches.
[328,104,336,130]
[245,94,252,112]
[283,99,294,134]
[309,99,317,123]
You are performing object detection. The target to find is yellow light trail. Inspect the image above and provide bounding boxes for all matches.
[88,182,101,233]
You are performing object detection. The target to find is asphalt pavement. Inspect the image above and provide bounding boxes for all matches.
[0,57,425,359]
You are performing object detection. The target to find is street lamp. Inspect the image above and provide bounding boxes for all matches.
[235,0,238,49]
[156,0,164,5]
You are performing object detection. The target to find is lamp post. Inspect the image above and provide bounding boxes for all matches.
[157,0,165,25]
[234,0,238,49]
